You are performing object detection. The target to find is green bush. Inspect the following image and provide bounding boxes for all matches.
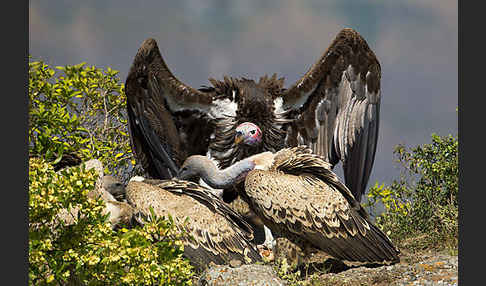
[28,59,135,180]
[365,134,458,252]
[29,58,195,285]
[29,158,194,285]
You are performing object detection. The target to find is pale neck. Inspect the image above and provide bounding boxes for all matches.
[200,157,256,189]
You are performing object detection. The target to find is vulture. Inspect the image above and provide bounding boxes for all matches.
[125,28,381,203]
[125,177,261,270]
[177,146,400,265]
[102,175,127,200]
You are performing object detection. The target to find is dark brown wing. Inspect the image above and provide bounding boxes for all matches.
[125,180,261,270]
[125,38,216,179]
[279,28,381,202]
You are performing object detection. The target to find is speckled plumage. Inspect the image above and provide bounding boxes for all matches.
[182,146,400,265]
[125,179,261,270]
[241,147,399,264]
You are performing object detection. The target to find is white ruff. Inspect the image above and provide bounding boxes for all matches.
[209,96,238,119]
[273,96,284,114]
[249,151,274,170]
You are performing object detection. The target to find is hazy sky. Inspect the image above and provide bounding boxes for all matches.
[29,0,458,195]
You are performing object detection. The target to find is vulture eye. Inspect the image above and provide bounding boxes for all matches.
[250,130,256,135]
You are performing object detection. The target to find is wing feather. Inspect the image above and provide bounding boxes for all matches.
[125,38,216,179]
[244,170,399,264]
[125,180,261,270]
[279,28,381,202]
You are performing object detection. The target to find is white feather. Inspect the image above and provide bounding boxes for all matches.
[209,94,238,119]
[129,176,146,182]
[273,96,284,114]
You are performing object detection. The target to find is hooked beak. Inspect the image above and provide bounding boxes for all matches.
[175,169,184,180]
[176,167,193,181]
[234,133,244,145]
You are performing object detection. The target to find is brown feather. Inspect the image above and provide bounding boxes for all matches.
[125,38,217,178]
[125,179,261,270]
[240,147,399,265]
[281,28,382,202]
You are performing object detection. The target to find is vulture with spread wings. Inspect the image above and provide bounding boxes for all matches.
[125,28,381,202]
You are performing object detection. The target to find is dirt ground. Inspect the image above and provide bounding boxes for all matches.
[283,247,458,286]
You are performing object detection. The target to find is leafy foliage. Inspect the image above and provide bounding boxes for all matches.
[273,258,303,285]
[28,59,135,180]
[29,158,194,285]
[28,59,195,285]
[365,134,458,251]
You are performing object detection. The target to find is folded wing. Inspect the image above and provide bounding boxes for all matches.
[244,147,399,264]
[126,179,261,269]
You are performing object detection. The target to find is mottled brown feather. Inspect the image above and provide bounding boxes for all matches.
[242,147,399,264]
[125,179,261,270]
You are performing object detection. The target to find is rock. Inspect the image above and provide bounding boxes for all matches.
[303,251,458,286]
[198,264,285,286]
[229,259,242,268]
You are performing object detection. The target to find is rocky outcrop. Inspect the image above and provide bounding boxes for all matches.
[198,264,285,286]
[259,249,457,286]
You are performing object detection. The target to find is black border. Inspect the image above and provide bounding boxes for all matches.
[458,1,480,284]
[8,0,28,284]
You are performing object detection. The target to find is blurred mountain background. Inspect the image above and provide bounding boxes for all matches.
[29,0,457,199]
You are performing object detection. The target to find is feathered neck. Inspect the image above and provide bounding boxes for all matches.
[199,152,274,189]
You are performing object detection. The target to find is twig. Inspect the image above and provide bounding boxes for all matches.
[101,90,108,135]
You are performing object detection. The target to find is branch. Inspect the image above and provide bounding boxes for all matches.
[101,90,108,135]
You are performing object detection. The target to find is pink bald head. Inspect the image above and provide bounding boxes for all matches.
[234,122,262,146]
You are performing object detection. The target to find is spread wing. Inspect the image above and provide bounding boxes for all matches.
[125,38,216,179]
[125,180,261,269]
[244,169,399,264]
[279,28,381,202]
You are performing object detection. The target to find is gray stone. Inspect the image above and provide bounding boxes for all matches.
[83,159,104,176]
[198,264,285,286]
